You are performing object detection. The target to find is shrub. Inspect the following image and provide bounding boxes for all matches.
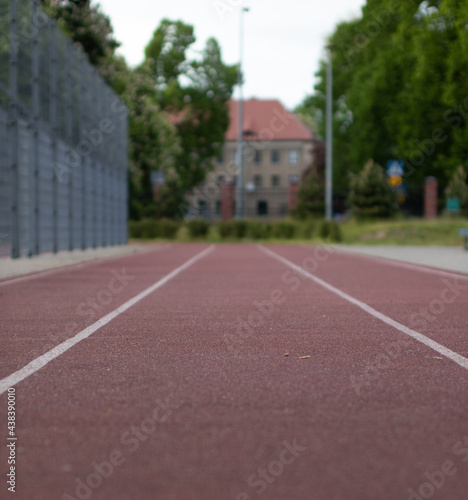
[300,219,316,239]
[246,220,266,240]
[218,220,235,239]
[319,220,342,242]
[272,220,296,239]
[445,166,468,215]
[348,159,396,219]
[159,219,180,239]
[233,220,248,239]
[293,170,324,218]
[186,219,210,238]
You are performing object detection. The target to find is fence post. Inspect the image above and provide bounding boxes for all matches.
[9,0,20,258]
[49,21,58,253]
[32,0,40,255]
[66,39,73,251]
[80,56,86,250]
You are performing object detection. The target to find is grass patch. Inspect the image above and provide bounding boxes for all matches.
[340,217,468,246]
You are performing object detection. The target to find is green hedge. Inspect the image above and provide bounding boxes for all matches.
[186,219,210,238]
[129,218,180,239]
[129,217,341,242]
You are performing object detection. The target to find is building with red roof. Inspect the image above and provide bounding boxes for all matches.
[190,98,315,219]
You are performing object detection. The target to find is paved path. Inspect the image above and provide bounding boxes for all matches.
[332,245,468,274]
[0,243,164,282]
[0,244,467,500]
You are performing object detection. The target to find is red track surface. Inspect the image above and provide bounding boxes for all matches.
[0,243,467,500]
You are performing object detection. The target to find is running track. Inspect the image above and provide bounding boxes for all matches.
[0,243,467,500]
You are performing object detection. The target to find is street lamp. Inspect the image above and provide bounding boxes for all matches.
[236,6,249,219]
[325,44,334,221]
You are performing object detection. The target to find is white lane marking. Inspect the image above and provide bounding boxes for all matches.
[325,246,468,281]
[259,245,468,371]
[0,244,171,287]
[0,245,214,395]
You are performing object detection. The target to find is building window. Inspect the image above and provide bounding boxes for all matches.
[253,175,262,187]
[215,200,221,216]
[217,175,225,186]
[271,175,281,187]
[254,149,262,165]
[217,151,224,164]
[257,200,268,216]
[271,150,280,164]
[288,175,299,185]
[288,150,299,165]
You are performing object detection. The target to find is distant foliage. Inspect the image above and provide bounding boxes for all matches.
[445,166,468,214]
[186,219,210,238]
[319,220,342,242]
[129,219,180,239]
[298,0,468,203]
[293,169,325,219]
[349,160,396,219]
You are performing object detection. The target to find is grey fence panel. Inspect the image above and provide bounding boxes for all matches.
[0,0,128,258]
[72,153,83,250]
[0,106,10,257]
[38,128,53,252]
[17,118,32,256]
[56,140,69,251]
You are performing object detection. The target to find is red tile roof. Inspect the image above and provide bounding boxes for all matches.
[226,98,314,142]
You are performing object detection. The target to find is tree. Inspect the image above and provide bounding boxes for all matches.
[445,166,468,214]
[293,170,325,218]
[144,21,238,209]
[293,142,325,218]
[41,0,120,68]
[348,159,396,218]
[298,0,468,211]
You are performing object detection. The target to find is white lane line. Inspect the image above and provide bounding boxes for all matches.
[0,244,171,287]
[259,245,468,372]
[325,246,468,281]
[0,245,214,395]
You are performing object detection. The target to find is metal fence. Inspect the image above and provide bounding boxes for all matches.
[0,0,128,258]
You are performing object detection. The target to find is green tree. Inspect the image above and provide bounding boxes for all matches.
[298,0,468,210]
[445,165,468,213]
[144,20,238,208]
[293,169,324,218]
[349,159,396,218]
[41,0,119,68]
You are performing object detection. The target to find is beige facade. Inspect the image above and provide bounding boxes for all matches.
[187,99,315,219]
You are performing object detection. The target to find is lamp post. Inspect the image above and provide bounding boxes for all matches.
[325,44,334,221]
[236,6,249,219]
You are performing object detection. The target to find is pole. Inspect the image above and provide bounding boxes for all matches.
[9,0,19,258]
[325,45,333,221]
[236,7,249,219]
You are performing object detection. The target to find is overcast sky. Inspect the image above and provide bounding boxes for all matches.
[96,0,366,110]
